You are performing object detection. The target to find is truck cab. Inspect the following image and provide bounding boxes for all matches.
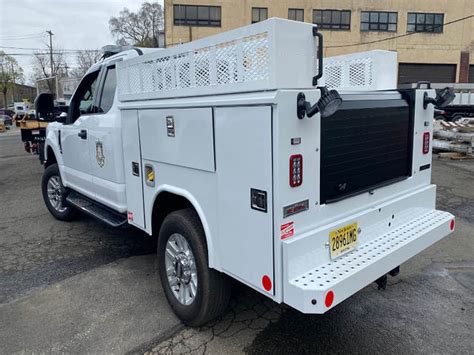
[43,47,159,213]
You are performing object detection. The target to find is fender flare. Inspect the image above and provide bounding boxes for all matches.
[151,184,218,269]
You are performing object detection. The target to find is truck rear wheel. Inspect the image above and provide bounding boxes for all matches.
[41,163,76,221]
[157,208,231,326]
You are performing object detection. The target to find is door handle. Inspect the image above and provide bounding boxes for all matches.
[78,130,87,139]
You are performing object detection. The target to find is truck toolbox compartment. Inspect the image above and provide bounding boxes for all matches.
[139,108,215,172]
[283,208,454,313]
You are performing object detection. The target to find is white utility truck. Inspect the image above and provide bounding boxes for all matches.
[36,19,456,326]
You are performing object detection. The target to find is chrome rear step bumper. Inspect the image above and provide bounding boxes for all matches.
[283,209,454,313]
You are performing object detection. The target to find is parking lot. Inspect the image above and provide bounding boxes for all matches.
[0,127,473,354]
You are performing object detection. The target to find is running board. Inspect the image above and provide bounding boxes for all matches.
[66,191,128,227]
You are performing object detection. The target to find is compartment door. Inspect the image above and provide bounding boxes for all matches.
[215,106,274,294]
[121,109,145,228]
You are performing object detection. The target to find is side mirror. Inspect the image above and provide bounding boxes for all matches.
[34,93,54,118]
[57,112,68,123]
[423,87,455,109]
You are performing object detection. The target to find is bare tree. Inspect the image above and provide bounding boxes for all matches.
[71,50,102,78]
[0,51,24,107]
[109,1,164,48]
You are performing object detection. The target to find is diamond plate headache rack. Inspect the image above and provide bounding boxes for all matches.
[116,18,321,101]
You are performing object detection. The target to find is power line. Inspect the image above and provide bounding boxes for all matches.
[0,52,96,56]
[0,32,46,40]
[326,14,474,49]
[0,45,100,52]
[0,35,47,41]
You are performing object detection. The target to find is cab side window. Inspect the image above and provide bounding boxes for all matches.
[98,66,117,113]
[71,70,100,121]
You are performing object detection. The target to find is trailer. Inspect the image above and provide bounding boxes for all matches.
[35,19,455,326]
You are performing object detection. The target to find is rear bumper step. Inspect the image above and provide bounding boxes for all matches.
[283,209,454,313]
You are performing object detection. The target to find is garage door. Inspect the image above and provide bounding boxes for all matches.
[398,63,456,84]
[469,65,474,83]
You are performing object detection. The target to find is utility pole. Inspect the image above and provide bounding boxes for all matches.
[46,30,54,77]
[10,61,15,103]
[46,30,54,99]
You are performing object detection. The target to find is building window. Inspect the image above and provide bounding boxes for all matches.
[313,10,351,30]
[288,8,304,22]
[173,5,221,27]
[407,13,444,33]
[361,11,397,32]
[252,7,268,23]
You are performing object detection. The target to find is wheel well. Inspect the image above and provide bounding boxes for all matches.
[44,146,57,168]
[152,192,194,236]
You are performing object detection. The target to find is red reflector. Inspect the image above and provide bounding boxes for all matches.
[325,290,334,308]
[422,132,430,154]
[289,154,303,187]
[262,275,272,291]
[450,219,455,231]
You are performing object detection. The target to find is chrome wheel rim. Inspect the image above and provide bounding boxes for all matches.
[47,175,67,213]
[165,233,198,306]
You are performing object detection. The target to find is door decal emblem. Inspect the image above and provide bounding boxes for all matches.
[96,140,105,168]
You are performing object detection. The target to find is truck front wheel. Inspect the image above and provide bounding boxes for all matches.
[157,208,231,326]
[41,163,76,221]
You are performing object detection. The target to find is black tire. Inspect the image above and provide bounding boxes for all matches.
[157,208,231,326]
[41,163,76,221]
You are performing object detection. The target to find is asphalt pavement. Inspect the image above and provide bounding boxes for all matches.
[0,127,473,354]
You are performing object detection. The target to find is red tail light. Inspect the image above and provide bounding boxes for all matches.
[422,132,430,154]
[289,154,303,187]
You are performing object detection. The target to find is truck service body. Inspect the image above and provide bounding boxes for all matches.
[38,19,455,325]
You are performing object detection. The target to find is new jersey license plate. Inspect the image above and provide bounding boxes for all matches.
[329,222,358,259]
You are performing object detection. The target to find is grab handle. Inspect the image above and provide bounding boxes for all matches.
[312,26,323,86]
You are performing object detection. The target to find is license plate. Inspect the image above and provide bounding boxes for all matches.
[329,222,358,259]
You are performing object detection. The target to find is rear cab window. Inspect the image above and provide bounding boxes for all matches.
[98,66,117,113]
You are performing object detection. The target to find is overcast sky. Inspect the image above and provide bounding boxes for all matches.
[0,0,163,83]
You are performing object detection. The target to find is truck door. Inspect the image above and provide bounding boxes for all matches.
[86,64,127,212]
[61,69,101,198]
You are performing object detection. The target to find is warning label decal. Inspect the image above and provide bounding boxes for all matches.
[280,221,295,240]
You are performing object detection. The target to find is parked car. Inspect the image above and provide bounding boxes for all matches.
[0,114,12,126]
[0,109,14,118]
